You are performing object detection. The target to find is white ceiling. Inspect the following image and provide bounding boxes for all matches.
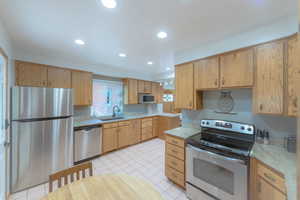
[0,0,297,79]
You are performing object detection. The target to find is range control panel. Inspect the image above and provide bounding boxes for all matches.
[201,119,255,135]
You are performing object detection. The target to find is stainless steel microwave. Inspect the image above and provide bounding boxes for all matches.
[139,94,155,104]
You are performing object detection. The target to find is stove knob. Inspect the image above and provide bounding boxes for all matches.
[241,126,245,130]
[206,122,210,125]
[247,127,252,132]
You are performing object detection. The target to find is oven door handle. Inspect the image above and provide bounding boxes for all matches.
[187,145,246,164]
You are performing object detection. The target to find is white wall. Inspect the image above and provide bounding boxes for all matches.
[175,15,298,65]
[0,19,13,199]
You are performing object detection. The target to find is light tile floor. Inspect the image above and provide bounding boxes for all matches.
[9,139,189,200]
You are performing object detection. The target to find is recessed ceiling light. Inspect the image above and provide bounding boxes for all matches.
[147,61,153,65]
[157,31,168,39]
[101,0,117,8]
[119,53,127,57]
[75,39,85,45]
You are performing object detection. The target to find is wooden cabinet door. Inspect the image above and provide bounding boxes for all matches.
[71,71,93,106]
[126,79,138,104]
[157,84,164,104]
[151,82,158,102]
[194,57,219,90]
[102,128,118,153]
[220,48,254,88]
[254,41,284,114]
[15,61,47,87]
[130,120,141,145]
[138,80,145,93]
[287,35,300,116]
[257,178,286,200]
[47,67,71,88]
[175,63,194,109]
[144,81,152,93]
[118,125,130,148]
[152,117,159,137]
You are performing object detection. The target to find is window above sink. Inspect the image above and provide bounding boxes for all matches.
[91,79,123,117]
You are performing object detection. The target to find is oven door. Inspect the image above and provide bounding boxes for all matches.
[186,145,248,200]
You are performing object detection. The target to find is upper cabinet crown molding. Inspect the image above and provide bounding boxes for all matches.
[220,48,254,88]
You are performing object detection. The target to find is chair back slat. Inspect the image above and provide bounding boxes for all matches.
[49,162,93,193]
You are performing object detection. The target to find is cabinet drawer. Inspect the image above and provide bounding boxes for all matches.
[118,121,131,126]
[166,135,185,148]
[257,162,286,193]
[142,118,152,123]
[142,120,153,128]
[166,165,185,188]
[103,123,118,129]
[166,155,184,173]
[166,143,185,160]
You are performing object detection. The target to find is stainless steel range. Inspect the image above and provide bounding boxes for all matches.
[186,119,255,200]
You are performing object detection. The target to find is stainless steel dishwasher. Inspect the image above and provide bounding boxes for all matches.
[74,125,102,163]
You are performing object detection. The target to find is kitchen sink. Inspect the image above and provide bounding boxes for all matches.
[100,116,125,121]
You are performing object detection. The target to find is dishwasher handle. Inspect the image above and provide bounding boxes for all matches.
[75,125,101,132]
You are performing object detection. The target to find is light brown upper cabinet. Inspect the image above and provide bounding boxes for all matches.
[144,81,152,93]
[175,63,194,109]
[138,80,152,93]
[138,80,145,93]
[194,57,219,90]
[15,61,48,87]
[71,71,93,106]
[220,48,254,88]
[123,79,138,104]
[47,67,71,88]
[151,82,163,103]
[286,35,300,117]
[253,40,284,115]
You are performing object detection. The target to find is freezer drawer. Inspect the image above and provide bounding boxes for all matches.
[11,117,73,193]
[74,125,102,163]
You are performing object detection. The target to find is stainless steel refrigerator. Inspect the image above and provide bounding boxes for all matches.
[11,87,73,193]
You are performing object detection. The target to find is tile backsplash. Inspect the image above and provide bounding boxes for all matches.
[182,89,297,140]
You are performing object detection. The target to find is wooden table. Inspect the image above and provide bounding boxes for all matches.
[42,174,164,200]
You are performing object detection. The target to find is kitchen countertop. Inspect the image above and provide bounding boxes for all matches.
[74,113,181,128]
[164,127,201,139]
[250,143,297,200]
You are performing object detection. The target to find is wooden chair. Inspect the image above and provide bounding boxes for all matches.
[49,162,93,192]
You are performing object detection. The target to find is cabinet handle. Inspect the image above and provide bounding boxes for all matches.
[42,81,46,86]
[263,173,276,183]
[259,104,263,111]
[171,150,178,154]
[171,140,178,144]
[293,97,297,108]
[257,180,261,193]
[221,78,225,85]
[214,79,218,86]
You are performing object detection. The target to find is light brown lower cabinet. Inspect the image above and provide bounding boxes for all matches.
[141,118,153,141]
[102,127,118,153]
[250,158,287,200]
[152,117,159,137]
[129,119,141,145]
[165,135,185,188]
[158,116,181,140]
[117,124,131,148]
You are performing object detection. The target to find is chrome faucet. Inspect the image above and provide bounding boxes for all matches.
[112,105,121,117]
